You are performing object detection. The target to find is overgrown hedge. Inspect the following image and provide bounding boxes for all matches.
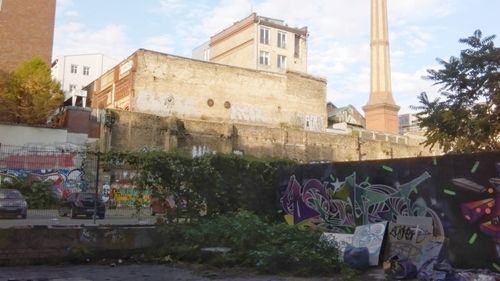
[103,151,295,221]
[156,210,345,276]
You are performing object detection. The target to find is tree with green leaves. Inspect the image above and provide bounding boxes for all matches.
[0,57,64,124]
[413,30,500,153]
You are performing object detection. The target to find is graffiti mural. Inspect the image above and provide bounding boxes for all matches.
[280,171,441,234]
[279,152,500,271]
[0,145,90,199]
[0,168,88,199]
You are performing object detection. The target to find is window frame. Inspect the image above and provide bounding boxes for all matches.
[277,31,287,49]
[70,64,78,74]
[83,66,90,76]
[259,51,270,66]
[260,27,270,45]
[277,55,287,69]
[294,35,300,58]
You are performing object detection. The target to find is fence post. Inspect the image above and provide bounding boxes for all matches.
[93,151,101,224]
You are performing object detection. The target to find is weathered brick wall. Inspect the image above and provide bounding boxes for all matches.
[89,49,327,132]
[101,110,438,161]
[0,0,56,72]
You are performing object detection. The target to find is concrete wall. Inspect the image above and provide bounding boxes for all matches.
[0,226,160,265]
[0,124,68,146]
[90,50,327,132]
[0,0,56,72]
[100,110,437,162]
[210,24,257,70]
[0,121,95,147]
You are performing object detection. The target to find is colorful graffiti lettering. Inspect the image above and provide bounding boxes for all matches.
[110,185,151,207]
[458,162,500,258]
[0,168,88,199]
[280,171,442,234]
[279,152,500,271]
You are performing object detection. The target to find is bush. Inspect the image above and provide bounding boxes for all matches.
[103,151,295,222]
[156,210,343,276]
[0,176,58,209]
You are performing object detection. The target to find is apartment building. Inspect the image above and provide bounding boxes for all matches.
[51,54,117,106]
[193,13,308,73]
[0,0,56,73]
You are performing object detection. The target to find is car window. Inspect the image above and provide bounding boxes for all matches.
[0,190,22,199]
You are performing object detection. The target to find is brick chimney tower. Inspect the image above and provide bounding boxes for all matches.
[363,0,400,134]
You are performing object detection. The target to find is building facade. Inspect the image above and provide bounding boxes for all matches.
[51,54,117,106]
[193,13,308,74]
[399,113,424,135]
[0,0,56,73]
[87,49,327,132]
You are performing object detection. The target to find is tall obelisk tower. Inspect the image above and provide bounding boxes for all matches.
[363,0,400,134]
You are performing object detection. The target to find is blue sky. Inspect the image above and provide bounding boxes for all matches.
[53,0,499,114]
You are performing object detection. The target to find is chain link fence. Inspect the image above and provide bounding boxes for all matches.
[0,143,155,226]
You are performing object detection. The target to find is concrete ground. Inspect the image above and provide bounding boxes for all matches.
[0,208,155,228]
[0,263,387,281]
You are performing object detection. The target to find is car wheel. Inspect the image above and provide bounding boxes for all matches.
[70,207,77,219]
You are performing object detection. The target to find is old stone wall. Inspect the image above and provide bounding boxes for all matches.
[101,110,437,161]
[89,49,327,132]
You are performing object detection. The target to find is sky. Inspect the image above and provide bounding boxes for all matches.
[53,0,499,114]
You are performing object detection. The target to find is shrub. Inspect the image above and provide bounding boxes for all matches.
[103,151,295,222]
[0,176,58,209]
[156,210,343,276]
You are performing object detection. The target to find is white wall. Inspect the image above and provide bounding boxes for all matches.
[0,124,91,147]
[52,54,117,99]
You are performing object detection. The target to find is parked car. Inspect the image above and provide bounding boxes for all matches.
[58,192,105,219]
[0,189,28,219]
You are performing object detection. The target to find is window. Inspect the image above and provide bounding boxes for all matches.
[69,84,77,92]
[277,31,286,48]
[203,49,210,61]
[70,64,78,74]
[277,55,287,69]
[259,51,270,65]
[294,35,300,58]
[260,27,270,45]
[83,66,90,76]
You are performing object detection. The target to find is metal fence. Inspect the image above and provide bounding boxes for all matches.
[0,143,155,226]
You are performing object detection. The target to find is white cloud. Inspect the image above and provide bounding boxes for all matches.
[53,22,132,61]
[392,66,440,113]
[158,0,185,12]
[389,0,454,24]
[142,35,175,54]
[56,0,78,18]
[199,0,253,37]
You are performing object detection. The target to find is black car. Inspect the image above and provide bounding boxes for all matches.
[0,189,28,219]
[58,192,105,219]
